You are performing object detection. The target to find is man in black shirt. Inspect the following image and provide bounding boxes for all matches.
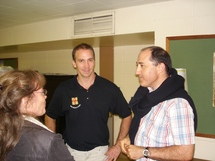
[45,43,132,161]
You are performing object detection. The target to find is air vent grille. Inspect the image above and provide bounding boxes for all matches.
[73,12,114,36]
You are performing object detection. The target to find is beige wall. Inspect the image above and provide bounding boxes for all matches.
[0,48,100,74]
[0,0,215,160]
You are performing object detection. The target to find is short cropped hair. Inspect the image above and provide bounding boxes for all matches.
[141,46,172,76]
[72,43,95,61]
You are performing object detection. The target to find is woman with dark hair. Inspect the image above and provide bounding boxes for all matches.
[0,70,75,161]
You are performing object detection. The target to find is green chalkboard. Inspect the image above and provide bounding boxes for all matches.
[167,36,215,136]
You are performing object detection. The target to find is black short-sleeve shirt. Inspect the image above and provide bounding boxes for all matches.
[46,74,131,151]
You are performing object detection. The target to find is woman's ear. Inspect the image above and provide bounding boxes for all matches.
[19,97,28,113]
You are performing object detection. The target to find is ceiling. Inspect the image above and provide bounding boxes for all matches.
[0,0,171,30]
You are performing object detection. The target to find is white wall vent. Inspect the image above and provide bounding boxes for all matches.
[73,12,114,37]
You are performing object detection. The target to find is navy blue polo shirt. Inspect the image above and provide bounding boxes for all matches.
[46,74,131,151]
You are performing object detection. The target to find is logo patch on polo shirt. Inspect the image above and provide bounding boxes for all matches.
[71,97,78,105]
[70,97,81,109]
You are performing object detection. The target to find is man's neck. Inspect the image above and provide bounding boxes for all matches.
[77,73,96,90]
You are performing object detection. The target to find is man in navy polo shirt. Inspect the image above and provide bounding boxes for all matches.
[45,43,132,161]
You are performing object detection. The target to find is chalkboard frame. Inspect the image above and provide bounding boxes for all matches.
[166,35,215,139]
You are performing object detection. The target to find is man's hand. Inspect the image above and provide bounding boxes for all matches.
[119,135,130,154]
[124,144,144,160]
[105,144,121,161]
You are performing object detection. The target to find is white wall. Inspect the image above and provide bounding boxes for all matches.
[0,0,215,160]
[0,17,72,46]
[1,0,215,47]
[195,137,215,160]
[114,0,215,47]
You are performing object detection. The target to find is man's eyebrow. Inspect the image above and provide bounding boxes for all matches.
[136,62,144,65]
